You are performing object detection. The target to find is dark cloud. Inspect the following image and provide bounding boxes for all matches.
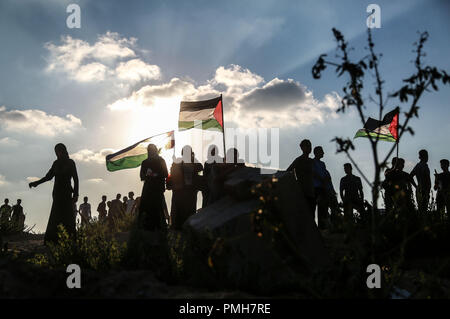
[237,79,306,110]
[0,108,27,122]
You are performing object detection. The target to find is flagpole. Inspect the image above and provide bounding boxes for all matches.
[396,140,399,159]
[221,94,226,159]
[396,110,399,159]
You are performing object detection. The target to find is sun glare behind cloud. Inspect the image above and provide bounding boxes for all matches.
[127,97,181,143]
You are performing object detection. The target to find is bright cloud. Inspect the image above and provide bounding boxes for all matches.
[0,106,83,136]
[0,137,19,146]
[85,178,104,183]
[115,59,161,82]
[0,174,8,187]
[107,78,198,111]
[214,64,263,88]
[45,32,159,83]
[107,64,340,128]
[71,148,115,164]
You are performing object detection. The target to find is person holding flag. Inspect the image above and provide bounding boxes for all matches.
[138,144,169,231]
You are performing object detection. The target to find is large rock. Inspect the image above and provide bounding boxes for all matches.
[182,166,330,293]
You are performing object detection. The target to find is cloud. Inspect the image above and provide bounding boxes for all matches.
[45,32,159,83]
[214,64,263,88]
[115,59,161,82]
[0,175,8,187]
[0,137,19,146]
[85,178,104,183]
[107,78,198,111]
[70,148,115,164]
[237,78,306,110]
[26,177,39,183]
[232,78,340,127]
[106,64,340,128]
[0,106,83,136]
[73,62,108,82]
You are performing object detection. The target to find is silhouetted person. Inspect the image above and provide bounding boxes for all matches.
[340,163,364,221]
[106,200,112,218]
[97,195,107,222]
[126,191,136,215]
[78,196,91,226]
[202,145,223,207]
[216,147,245,184]
[434,159,450,217]
[0,199,12,232]
[11,199,25,232]
[312,146,332,229]
[168,145,203,230]
[29,143,79,244]
[287,139,315,217]
[388,158,416,211]
[382,157,398,212]
[109,194,124,228]
[410,149,431,213]
[122,196,128,212]
[138,144,169,231]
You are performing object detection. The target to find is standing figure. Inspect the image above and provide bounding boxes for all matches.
[126,191,136,215]
[29,143,79,244]
[138,144,168,231]
[434,159,450,218]
[287,139,315,217]
[97,195,108,222]
[340,163,364,221]
[0,199,12,232]
[389,158,416,211]
[109,194,124,229]
[78,196,91,226]
[168,145,203,230]
[382,157,399,212]
[122,196,128,212]
[202,145,223,207]
[11,199,25,232]
[410,149,431,213]
[312,146,334,229]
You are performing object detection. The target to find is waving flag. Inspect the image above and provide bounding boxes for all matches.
[354,108,399,142]
[178,95,223,131]
[106,131,174,172]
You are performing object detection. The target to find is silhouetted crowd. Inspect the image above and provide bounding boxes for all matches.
[73,191,140,230]
[287,139,450,229]
[25,142,450,245]
[0,198,25,233]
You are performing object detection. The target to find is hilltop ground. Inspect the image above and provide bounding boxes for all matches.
[1,228,450,299]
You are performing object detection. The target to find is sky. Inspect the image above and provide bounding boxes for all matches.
[0,0,449,232]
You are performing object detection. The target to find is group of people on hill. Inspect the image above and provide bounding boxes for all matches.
[26,143,245,244]
[75,191,139,227]
[287,139,364,228]
[0,198,25,233]
[382,150,450,216]
[137,144,244,232]
[287,139,450,229]
[25,141,450,245]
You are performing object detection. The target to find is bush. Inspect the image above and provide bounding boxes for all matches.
[28,221,126,271]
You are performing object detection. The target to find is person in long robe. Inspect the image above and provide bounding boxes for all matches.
[168,146,203,230]
[138,144,168,231]
[29,143,79,244]
[202,145,224,207]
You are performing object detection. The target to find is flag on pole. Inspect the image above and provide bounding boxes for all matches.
[106,131,175,172]
[178,96,223,131]
[354,108,399,142]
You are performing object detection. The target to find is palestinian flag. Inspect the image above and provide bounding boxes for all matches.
[178,95,223,131]
[106,131,175,172]
[354,108,399,142]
